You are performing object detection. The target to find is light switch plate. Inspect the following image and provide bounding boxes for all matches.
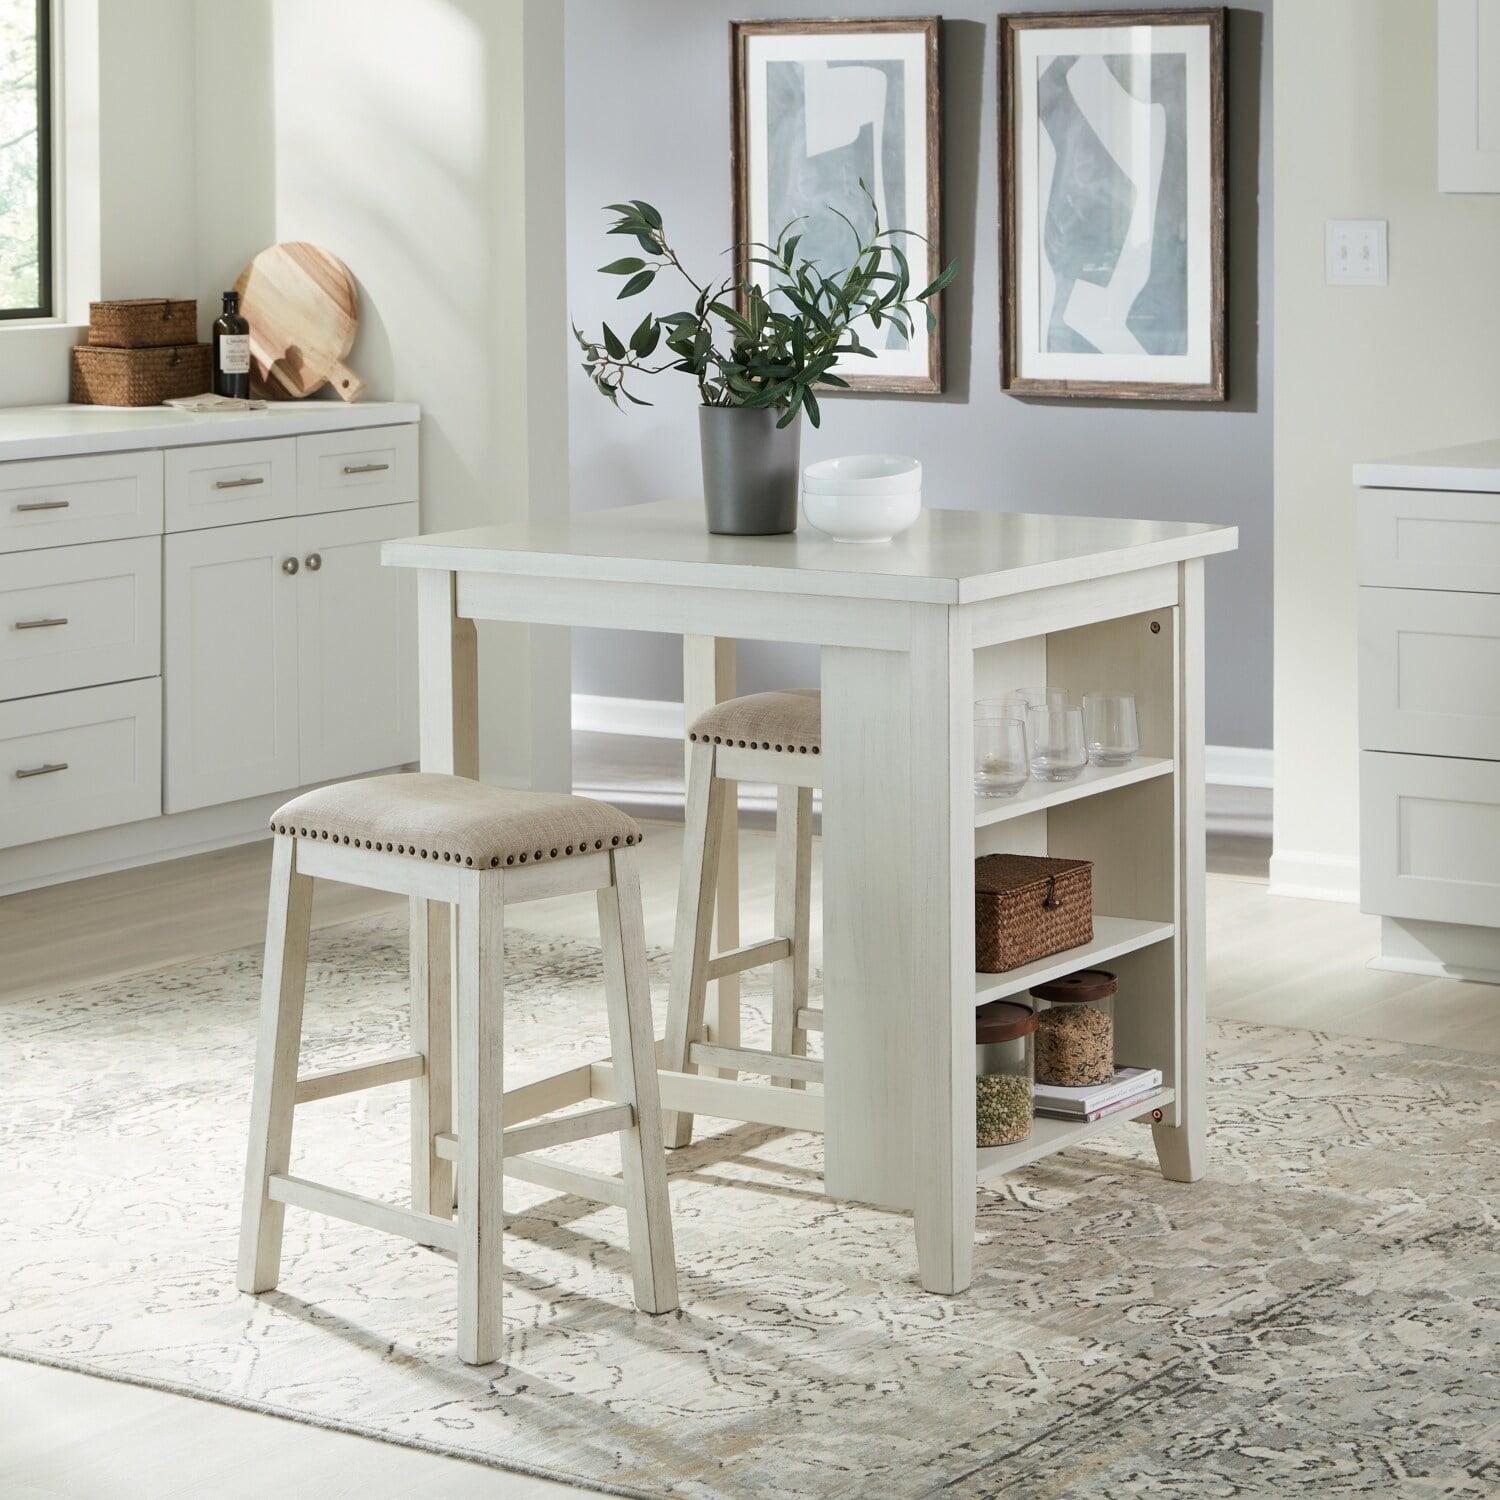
[1325,219,1388,285]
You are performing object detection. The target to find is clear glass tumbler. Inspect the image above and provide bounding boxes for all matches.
[1026,704,1087,781]
[974,716,1029,797]
[1083,691,1140,767]
[995,687,1071,719]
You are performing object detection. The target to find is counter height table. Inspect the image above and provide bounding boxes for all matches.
[384,500,1237,1294]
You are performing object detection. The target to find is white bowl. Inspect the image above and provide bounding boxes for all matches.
[802,487,922,544]
[801,454,922,497]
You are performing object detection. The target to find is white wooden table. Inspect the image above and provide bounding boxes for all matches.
[384,499,1237,1294]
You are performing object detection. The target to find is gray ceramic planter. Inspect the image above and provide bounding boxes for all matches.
[698,404,802,536]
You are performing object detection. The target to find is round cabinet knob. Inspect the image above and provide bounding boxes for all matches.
[305,553,322,572]
[281,557,299,575]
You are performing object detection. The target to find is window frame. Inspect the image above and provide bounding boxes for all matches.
[0,0,54,321]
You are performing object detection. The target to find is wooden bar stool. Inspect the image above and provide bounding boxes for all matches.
[662,690,822,1147]
[238,772,678,1366]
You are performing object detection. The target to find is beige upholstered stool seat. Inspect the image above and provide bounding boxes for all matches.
[687,688,821,755]
[271,772,642,869]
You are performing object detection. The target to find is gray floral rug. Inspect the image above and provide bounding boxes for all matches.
[2,911,1496,1498]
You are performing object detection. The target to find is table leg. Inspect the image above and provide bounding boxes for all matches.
[1156,558,1207,1181]
[412,570,479,1216]
[683,636,739,1077]
[822,609,976,1294]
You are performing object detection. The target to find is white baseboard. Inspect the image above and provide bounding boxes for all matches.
[574,693,1272,837]
[1205,744,1272,789]
[574,693,684,740]
[1267,849,1360,904]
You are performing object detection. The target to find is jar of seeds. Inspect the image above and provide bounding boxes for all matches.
[975,1001,1036,1147]
[1031,969,1117,1087]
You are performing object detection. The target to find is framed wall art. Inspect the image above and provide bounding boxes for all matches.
[999,8,1226,401]
[731,17,944,394]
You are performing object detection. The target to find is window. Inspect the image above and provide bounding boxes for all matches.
[0,0,51,319]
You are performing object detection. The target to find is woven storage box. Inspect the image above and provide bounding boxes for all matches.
[975,853,1093,973]
[88,298,197,348]
[71,344,212,407]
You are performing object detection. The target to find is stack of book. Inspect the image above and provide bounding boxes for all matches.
[1032,1067,1163,1123]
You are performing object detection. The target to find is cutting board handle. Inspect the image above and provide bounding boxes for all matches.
[327,360,366,403]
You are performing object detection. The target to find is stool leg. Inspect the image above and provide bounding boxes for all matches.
[238,836,314,1295]
[770,784,814,1089]
[598,848,679,1315]
[662,740,726,1148]
[410,897,454,1220]
[455,874,505,1365]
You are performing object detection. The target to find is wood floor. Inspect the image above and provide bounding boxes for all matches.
[4,798,1496,1499]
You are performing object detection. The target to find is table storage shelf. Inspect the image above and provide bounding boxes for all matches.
[973,917,1176,1005]
[973,755,1173,827]
[976,1088,1176,1180]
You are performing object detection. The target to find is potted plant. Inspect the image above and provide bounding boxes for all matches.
[573,195,957,536]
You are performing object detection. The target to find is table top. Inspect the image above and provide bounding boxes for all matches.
[384,499,1237,605]
[1354,436,1500,493]
[0,401,420,463]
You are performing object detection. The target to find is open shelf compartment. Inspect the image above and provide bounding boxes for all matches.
[976,1087,1175,1179]
[973,916,1175,1004]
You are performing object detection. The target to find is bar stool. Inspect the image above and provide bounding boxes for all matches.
[238,772,678,1366]
[662,690,822,1147]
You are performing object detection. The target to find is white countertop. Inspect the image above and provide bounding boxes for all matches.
[384,498,1237,605]
[0,401,420,463]
[1354,436,1500,493]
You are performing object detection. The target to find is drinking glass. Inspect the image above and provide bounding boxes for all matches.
[1026,704,1087,782]
[1083,692,1140,767]
[974,716,1029,797]
[992,687,1071,720]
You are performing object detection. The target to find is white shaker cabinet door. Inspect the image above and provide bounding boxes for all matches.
[164,518,301,813]
[295,502,419,785]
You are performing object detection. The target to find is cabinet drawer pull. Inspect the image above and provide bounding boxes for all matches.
[213,476,265,490]
[282,557,300,576]
[305,553,322,572]
[15,499,70,512]
[14,617,68,631]
[341,462,389,475]
[17,762,68,779]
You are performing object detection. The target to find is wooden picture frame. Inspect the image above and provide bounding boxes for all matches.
[999,9,1226,401]
[731,17,944,395]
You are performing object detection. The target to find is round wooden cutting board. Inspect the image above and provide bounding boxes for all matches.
[233,243,366,402]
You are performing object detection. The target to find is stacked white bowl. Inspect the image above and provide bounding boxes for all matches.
[801,455,922,543]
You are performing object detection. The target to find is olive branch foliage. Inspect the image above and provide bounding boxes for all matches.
[572,190,958,429]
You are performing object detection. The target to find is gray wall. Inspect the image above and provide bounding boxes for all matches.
[564,0,1272,749]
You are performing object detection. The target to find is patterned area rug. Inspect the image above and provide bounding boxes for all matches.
[2,912,1496,1499]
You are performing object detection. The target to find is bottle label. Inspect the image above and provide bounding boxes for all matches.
[219,334,250,375]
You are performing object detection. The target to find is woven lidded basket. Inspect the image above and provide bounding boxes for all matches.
[71,344,213,407]
[975,853,1093,973]
[88,298,197,348]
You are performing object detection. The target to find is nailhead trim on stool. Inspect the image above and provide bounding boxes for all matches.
[687,688,822,755]
[270,773,642,870]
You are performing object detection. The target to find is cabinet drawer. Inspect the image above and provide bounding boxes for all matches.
[0,537,161,702]
[0,678,161,849]
[1358,488,1500,593]
[297,425,417,514]
[0,451,163,553]
[164,438,296,531]
[1361,751,1500,928]
[1358,587,1500,759]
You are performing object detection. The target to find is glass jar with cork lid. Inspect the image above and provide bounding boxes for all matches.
[975,1001,1036,1147]
[1031,969,1117,1087]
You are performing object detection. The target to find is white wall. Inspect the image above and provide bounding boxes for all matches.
[0,0,570,788]
[1272,0,1500,900]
